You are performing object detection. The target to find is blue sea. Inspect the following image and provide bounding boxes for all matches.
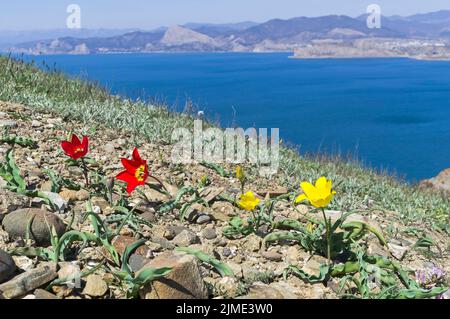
[21,53,450,182]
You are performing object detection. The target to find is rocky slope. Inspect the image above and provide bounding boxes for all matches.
[0,101,448,299]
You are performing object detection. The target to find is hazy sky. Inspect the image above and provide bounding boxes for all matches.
[1,0,450,31]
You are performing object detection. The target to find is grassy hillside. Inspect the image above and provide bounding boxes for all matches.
[0,55,448,232]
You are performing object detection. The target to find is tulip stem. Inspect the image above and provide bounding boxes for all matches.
[80,158,90,187]
[321,208,331,265]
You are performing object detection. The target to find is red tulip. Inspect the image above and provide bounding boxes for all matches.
[116,148,149,194]
[61,134,89,160]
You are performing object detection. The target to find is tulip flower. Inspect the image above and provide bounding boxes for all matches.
[61,134,89,160]
[116,148,149,194]
[295,176,336,208]
[238,191,260,211]
[61,133,90,186]
[295,176,336,264]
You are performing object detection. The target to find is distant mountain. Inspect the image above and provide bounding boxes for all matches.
[0,28,141,47]
[7,11,450,55]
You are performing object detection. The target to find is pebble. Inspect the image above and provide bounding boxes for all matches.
[262,250,283,262]
[172,230,200,247]
[202,228,217,240]
[83,275,108,297]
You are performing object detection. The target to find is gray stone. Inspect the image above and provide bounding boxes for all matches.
[196,214,211,225]
[138,251,208,299]
[0,262,57,299]
[139,211,156,223]
[128,253,151,272]
[387,242,409,260]
[33,192,68,213]
[0,250,16,284]
[262,250,283,262]
[172,230,200,247]
[0,120,18,128]
[2,208,66,245]
[202,228,217,240]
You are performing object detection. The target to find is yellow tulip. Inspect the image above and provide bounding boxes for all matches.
[295,176,336,208]
[238,191,260,211]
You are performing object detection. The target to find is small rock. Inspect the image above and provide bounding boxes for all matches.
[196,214,211,225]
[2,208,66,245]
[58,263,81,284]
[244,234,262,252]
[150,236,175,250]
[138,251,208,299]
[0,250,16,284]
[83,274,108,297]
[34,289,59,299]
[211,202,236,222]
[0,120,18,128]
[0,262,57,299]
[172,230,200,247]
[139,211,156,223]
[34,192,68,213]
[256,187,289,198]
[128,254,151,272]
[215,276,239,298]
[144,188,169,203]
[285,246,301,265]
[387,243,409,260]
[238,282,299,299]
[111,236,152,257]
[262,250,283,262]
[59,189,89,202]
[202,228,217,240]
[31,120,42,128]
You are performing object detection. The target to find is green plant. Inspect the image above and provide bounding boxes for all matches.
[112,239,172,298]
[175,247,234,277]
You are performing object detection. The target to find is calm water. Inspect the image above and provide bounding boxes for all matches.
[23,53,450,181]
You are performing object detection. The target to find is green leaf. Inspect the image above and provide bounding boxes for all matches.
[176,247,234,277]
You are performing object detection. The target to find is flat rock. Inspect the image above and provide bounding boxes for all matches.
[138,251,208,299]
[34,289,59,299]
[83,274,108,297]
[238,282,299,299]
[0,262,57,299]
[0,249,16,284]
[262,250,283,262]
[256,187,289,198]
[2,208,66,245]
[33,192,68,213]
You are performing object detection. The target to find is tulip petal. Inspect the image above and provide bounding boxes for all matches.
[295,194,308,204]
[61,141,75,155]
[315,176,327,190]
[132,148,142,162]
[121,158,139,173]
[71,134,81,146]
[300,182,317,199]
